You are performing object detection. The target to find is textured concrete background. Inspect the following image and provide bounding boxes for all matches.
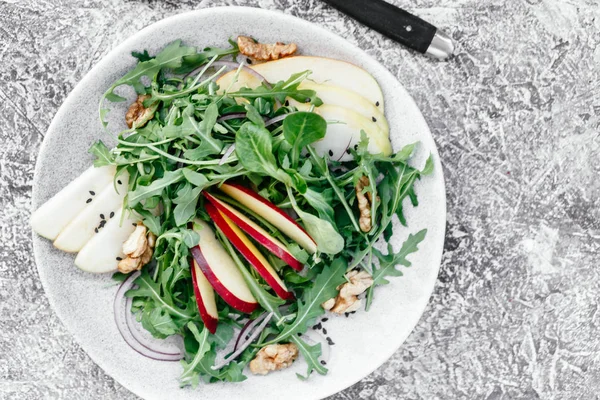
[1,0,599,399]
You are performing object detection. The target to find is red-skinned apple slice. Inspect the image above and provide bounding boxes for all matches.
[205,202,294,301]
[190,219,258,314]
[218,183,317,254]
[203,192,304,271]
[191,258,218,334]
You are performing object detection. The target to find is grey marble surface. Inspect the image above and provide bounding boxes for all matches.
[1,0,599,399]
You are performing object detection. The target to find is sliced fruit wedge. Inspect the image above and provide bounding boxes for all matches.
[53,172,129,253]
[190,219,258,314]
[290,81,389,136]
[203,192,304,271]
[31,165,116,240]
[205,202,294,301]
[191,258,219,334]
[219,183,317,254]
[251,56,384,108]
[74,207,139,273]
[293,103,392,161]
[217,56,384,108]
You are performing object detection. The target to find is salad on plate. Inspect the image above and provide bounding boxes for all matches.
[31,36,432,386]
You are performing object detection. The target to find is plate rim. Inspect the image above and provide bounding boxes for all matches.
[32,6,446,399]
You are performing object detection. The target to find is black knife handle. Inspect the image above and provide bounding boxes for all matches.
[323,0,437,54]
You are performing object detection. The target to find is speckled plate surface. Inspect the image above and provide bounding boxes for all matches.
[32,7,445,400]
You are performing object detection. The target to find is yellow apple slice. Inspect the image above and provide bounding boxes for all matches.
[205,202,294,300]
[219,183,317,254]
[31,165,116,240]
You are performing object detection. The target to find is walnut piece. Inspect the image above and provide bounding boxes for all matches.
[249,343,299,375]
[237,36,297,61]
[125,95,155,128]
[356,176,373,233]
[122,223,148,258]
[118,223,156,274]
[321,270,374,314]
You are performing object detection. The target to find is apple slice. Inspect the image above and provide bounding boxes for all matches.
[53,172,129,253]
[31,165,116,240]
[190,219,258,313]
[218,183,317,254]
[293,103,392,161]
[191,258,219,334]
[74,207,139,273]
[205,202,294,300]
[203,192,304,271]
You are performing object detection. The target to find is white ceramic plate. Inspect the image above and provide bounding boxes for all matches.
[32,7,445,400]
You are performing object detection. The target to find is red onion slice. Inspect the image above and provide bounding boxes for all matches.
[219,144,236,166]
[114,271,184,361]
[217,113,247,122]
[264,112,298,128]
[212,312,274,370]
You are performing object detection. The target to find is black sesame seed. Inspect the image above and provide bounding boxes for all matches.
[328,150,333,157]
[345,313,350,318]
[297,332,302,336]
[353,144,358,150]
[94,228,98,233]
[86,198,92,203]
[322,318,329,322]
[322,328,327,334]
[246,58,252,64]
[350,311,356,315]
[345,148,351,154]
[100,214,105,220]
[132,223,137,227]
[89,191,95,195]
[376,101,380,107]
[312,322,322,330]
[326,337,335,345]
[99,220,106,227]
[320,360,327,365]
[109,211,115,218]
[117,180,122,185]
[372,116,377,122]
[305,153,311,158]
[285,100,290,106]
[116,257,122,261]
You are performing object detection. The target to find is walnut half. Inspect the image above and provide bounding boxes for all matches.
[356,176,374,233]
[125,95,155,129]
[118,223,157,274]
[249,343,299,375]
[321,270,374,314]
[237,36,297,61]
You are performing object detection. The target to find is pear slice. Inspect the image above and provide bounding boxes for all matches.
[31,165,116,240]
[74,207,139,274]
[53,172,129,253]
[250,56,384,108]
[294,103,392,161]
[294,81,389,136]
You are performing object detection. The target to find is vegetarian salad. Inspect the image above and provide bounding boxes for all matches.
[31,36,432,385]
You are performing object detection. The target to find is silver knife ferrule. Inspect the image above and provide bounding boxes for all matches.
[426,29,455,60]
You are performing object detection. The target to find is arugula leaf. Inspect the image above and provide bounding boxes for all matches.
[421,154,434,175]
[235,122,280,177]
[269,258,346,342]
[127,271,194,320]
[296,211,344,255]
[372,229,427,286]
[128,170,184,207]
[88,140,115,167]
[140,305,178,338]
[283,112,327,168]
[173,184,202,226]
[182,169,209,187]
[244,103,265,127]
[180,322,211,387]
